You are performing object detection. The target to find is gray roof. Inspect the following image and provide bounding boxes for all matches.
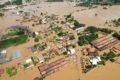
[0,58,10,64]
[12,50,22,60]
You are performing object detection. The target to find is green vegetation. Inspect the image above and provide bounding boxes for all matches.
[112,18,120,27]
[23,63,30,68]
[99,28,113,34]
[101,51,116,62]
[65,14,74,22]
[0,13,4,17]
[85,26,113,34]
[85,26,98,33]
[6,67,17,77]
[103,7,108,9]
[7,30,24,36]
[47,0,63,2]
[112,32,120,39]
[34,36,42,42]
[33,77,43,80]
[107,51,116,59]
[99,60,106,65]
[78,33,98,46]
[57,31,67,36]
[69,34,75,40]
[73,20,85,30]
[49,23,62,33]
[77,0,120,6]
[0,35,28,49]
[0,4,5,8]
[12,0,22,5]
[31,57,39,66]
[62,51,68,55]
[83,65,96,73]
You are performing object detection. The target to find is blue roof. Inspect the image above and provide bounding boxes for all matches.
[12,50,22,60]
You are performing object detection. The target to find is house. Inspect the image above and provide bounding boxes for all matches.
[33,31,39,37]
[70,48,76,54]
[0,50,7,56]
[23,58,34,68]
[90,56,102,65]
[38,56,44,63]
[30,46,37,54]
[0,57,11,64]
[75,27,85,33]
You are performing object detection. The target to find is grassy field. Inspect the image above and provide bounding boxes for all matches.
[0,35,28,49]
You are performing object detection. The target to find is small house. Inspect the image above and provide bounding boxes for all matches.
[90,56,101,65]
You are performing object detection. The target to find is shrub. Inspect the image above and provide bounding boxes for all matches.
[34,37,40,42]
[62,51,68,55]
[57,31,67,36]
[0,13,4,17]
[73,20,85,29]
[69,34,75,40]
[6,67,17,77]
[112,32,120,39]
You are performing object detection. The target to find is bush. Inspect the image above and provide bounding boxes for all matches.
[6,67,17,77]
[110,59,115,62]
[23,63,30,68]
[62,51,68,55]
[73,20,85,29]
[34,37,40,42]
[57,31,67,36]
[0,13,4,17]
[69,34,75,40]
[112,32,120,39]
[99,60,106,65]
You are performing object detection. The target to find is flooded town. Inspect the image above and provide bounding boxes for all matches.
[0,0,120,80]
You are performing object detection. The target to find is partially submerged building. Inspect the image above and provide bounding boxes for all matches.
[12,50,22,60]
[91,35,120,51]
[38,58,69,77]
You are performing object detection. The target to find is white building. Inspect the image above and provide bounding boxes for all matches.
[90,56,102,65]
